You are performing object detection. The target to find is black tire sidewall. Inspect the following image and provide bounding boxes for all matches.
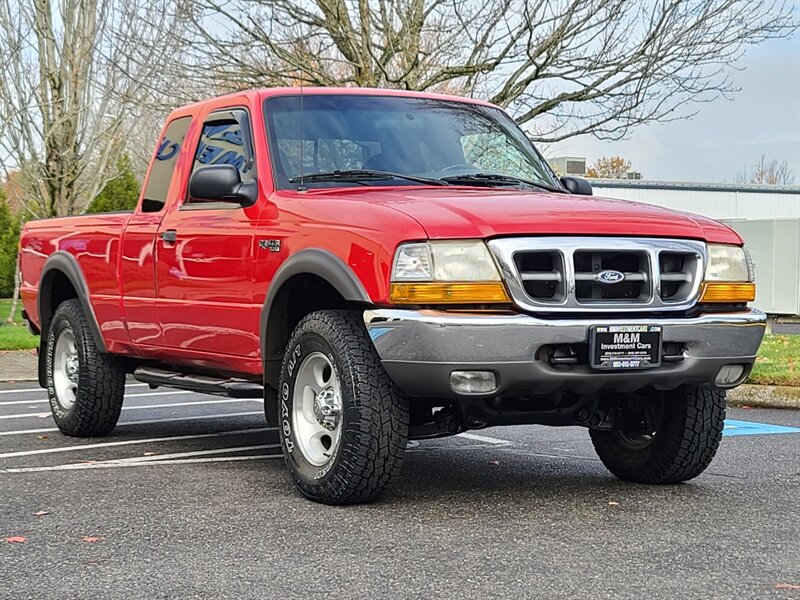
[44,299,124,437]
[45,309,81,426]
[279,329,347,494]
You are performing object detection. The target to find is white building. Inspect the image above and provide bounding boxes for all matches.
[591,179,800,220]
[589,179,800,317]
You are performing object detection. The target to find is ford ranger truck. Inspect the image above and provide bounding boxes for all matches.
[19,88,766,504]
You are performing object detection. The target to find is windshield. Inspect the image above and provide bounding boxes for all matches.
[264,94,561,191]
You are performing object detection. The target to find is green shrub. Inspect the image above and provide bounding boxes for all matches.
[0,198,22,297]
[86,155,141,213]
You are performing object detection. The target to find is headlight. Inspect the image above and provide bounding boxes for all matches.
[705,244,751,282]
[700,244,755,303]
[392,241,501,281]
[390,241,509,304]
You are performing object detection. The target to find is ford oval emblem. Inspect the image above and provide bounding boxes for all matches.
[597,270,625,284]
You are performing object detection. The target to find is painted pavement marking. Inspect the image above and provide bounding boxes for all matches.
[0,398,263,420]
[0,389,195,406]
[723,419,800,437]
[0,411,266,437]
[1,454,282,474]
[0,427,272,459]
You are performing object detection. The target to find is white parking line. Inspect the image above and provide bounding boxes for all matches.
[0,398,264,420]
[457,432,512,446]
[0,390,195,406]
[112,444,279,463]
[0,427,272,459]
[0,411,268,437]
[1,454,283,473]
[0,383,150,395]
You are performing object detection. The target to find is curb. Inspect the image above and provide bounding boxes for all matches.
[726,384,800,410]
[0,350,39,383]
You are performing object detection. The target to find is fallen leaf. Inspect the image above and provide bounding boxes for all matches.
[32,510,49,517]
[80,536,105,543]
[4,536,27,543]
[608,501,620,506]
[488,459,500,465]
[775,583,800,591]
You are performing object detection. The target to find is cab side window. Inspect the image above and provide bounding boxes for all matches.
[141,116,192,213]
[193,112,255,179]
[184,110,256,207]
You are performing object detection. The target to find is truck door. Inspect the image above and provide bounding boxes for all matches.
[154,108,262,360]
[121,116,192,345]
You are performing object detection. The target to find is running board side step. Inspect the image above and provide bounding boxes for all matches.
[133,367,264,399]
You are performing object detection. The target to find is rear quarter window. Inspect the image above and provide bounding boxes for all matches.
[141,116,192,213]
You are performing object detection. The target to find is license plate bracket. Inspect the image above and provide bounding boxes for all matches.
[590,325,662,370]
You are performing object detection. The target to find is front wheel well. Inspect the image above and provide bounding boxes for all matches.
[263,274,370,391]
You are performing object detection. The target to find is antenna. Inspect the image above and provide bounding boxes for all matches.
[297,76,306,192]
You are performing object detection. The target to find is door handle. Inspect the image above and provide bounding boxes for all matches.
[159,230,177,244]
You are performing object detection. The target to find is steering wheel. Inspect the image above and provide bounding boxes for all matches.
[440,163,477,173]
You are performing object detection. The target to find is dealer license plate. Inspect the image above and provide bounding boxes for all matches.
[590,325,662,370]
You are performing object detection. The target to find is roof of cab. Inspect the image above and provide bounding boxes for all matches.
[166,87,498,119]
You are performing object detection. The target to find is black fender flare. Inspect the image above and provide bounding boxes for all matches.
[259,249,372,425]
[260,248,371,360]
[38,251,108,354]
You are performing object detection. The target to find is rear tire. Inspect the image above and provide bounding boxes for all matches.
[589,385,725,484]
[278,310,409,505]
[45,299,125,437]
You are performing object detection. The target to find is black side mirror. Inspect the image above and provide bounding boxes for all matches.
[188,165,258,207]
[560,176,593,196]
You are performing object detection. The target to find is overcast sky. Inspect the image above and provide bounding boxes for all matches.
[547,30,800,183]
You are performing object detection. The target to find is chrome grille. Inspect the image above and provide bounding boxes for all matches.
[489,237,706,313]
[573,250,650,302]
[514,251,565,301]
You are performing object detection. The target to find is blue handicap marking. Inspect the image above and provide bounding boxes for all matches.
[723,419,800,437]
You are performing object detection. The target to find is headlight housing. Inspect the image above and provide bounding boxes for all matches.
[700,244,755,303]
[705,244,751,282]
[390,241,509,304]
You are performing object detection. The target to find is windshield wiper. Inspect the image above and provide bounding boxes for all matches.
[441,173,566,193]
[290,169,448,187]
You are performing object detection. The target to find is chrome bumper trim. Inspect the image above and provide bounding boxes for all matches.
[364,308,766,397]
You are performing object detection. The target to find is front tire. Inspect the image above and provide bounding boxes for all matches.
[277,310,409,505]
[46,299,125,437]
[589,385,725,484]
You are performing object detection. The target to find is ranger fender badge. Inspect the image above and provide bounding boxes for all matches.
[259,239,281,252]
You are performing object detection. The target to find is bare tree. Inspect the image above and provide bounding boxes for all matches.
[0,0,193,217]
[188,0,797,142]
[736,155,796,185]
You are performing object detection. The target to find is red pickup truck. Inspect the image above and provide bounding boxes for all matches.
[19,88,765,504]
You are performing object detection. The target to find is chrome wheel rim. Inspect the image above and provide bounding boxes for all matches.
[53,328,79,410]
[292,352,343,467]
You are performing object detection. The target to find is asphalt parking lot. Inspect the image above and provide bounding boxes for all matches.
[1,381,799,600]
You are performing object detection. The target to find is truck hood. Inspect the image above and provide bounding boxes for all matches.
[347,187,741,244]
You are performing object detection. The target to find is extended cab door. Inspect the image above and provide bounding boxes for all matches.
[154,108,262,360]
[121,116,192,345]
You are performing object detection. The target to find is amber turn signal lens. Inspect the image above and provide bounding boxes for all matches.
[389,282,510,304]
[699,282,756,303]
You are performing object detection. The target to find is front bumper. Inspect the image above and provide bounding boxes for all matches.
[364,308,766,398]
